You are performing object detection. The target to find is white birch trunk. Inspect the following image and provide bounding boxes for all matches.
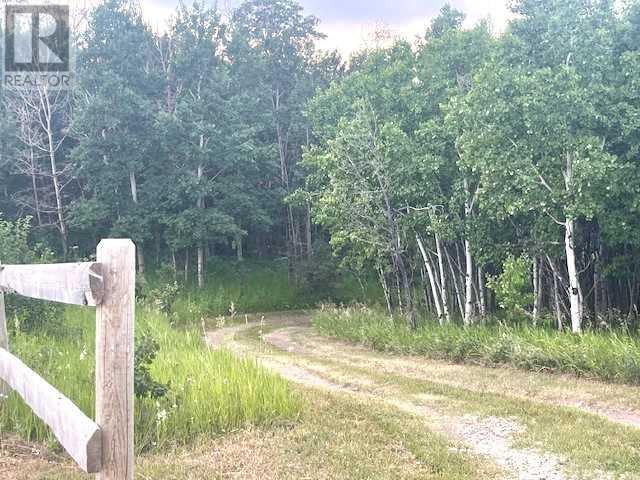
[29,147,42,226]
[532,257,541,325]
[445,247,465,318]
[197,136,205,289]
[129,171,144,275]
[463,178,475,325]
[416,234,443,324]
[184,249,189,283]
[435,234,450,323]
[563,152,583,333]
[464,238,474,325]
[378,267,392,316]
[197,247,204,289]
[46,115,67,256]
[478,265,486,318]
[552,266,563,331]
[565,218,582,333]
[306,203,313,257]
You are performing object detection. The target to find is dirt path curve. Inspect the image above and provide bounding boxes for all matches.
[206,311,640,480]
[266,325,640,430]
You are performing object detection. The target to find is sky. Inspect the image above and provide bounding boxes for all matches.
[139,0,512,57]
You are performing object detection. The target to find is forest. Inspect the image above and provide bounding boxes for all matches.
[4,0,640,478]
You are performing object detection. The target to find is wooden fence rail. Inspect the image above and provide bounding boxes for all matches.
[0,239,135,480]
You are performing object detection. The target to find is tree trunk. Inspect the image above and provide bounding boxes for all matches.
[435,234,450,323]
[565,218,582,333]
[464,238,474,325]
[29,147,42,226]
[594,243,606,322]
[533,257,542,325]
[274,90,299,280]
[235,233,243,261]
[394,261,403,314]
[197,246,204,289]
[306,202,313,257]
[196,139,205,288]
[445,246,465,318]
[172,251,177,278]
[419,265,432,314]
[396,251,415,327]
[478,265,487,319]
[564,153,583,333]
[553,269,563,331]
[46,121,67,257]
[463,179,474,326]
[379,267,392,315]
[129,171,145,275]
[184,249,189,283]
[416,234,443,324]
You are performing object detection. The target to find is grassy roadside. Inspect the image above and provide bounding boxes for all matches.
[6,389,499,480]
[0,305,300,453]
[313,306,640,385]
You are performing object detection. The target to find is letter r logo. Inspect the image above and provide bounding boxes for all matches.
[4,5,70,72]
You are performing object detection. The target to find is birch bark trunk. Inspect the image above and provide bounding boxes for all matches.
[29,147,42,226]
[435,234,450,323]
[197,135,205,289]
[416,234,443,323]
[445,247,465,318]
[45,109,67,257]
[463,179,474,326]
[379,267,392,316]
[129,171,144,275]
[564,153,583,333]
[306,203,313,257]
[533,257,542,325]
[478,265,487,319]
[552,268,563,331]
[464,238,474,325]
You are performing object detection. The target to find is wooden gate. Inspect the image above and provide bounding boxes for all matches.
[0,239,135,480]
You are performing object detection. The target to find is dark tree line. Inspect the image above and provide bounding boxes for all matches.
[0,0,340,286]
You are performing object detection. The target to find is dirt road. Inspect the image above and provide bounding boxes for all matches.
[207,311,640,480]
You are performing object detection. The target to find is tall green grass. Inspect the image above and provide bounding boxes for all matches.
[146,258,380,323]
[313,306,640,385]
[0,304,301,452]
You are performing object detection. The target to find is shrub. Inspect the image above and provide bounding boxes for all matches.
[0,216,61,335]
[134,333,169,399]
[487,254,533,321]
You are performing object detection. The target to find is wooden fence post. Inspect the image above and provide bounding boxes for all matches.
[96,240,135,480]
[0,279,9,399]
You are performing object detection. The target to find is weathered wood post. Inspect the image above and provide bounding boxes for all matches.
[0,272,9,399]
[96,240,135,480]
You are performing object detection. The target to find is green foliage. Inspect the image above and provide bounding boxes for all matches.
[146,280,181,316]
[487,255,533,319]
[0,216,36,263]
[0,217,61,334]
[134,333,169,399]
[314,306,640,385]
[0,306,301,452]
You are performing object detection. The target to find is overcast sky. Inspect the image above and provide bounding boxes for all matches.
[139,0,512,56]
